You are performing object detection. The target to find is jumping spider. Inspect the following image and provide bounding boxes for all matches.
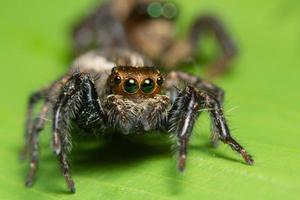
[21,0,253,193]
[73,0,237,77]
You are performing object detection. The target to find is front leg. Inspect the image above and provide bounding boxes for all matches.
[165,71,224,146]
[52,72,104,193]
[168,87,201,171]
[168,86,253,171]
[203,92,254,165]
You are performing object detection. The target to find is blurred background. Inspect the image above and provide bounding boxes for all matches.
[0,0,300,199]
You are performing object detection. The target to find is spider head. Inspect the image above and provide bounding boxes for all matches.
[131,0,178,21]
[112,0,178,21]
[107,66,164,98]
[104,66,169,133]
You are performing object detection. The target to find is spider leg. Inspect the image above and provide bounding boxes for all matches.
[188,15,237,77]
[165,71,224,146]
[168,86,201,172]
[168,86,253,171]
[194,76,225,147]
[53,72,103,193]
[165,71,224,102]
[25,101,51,187]
[203,92,254,165]
[21,87,50,160]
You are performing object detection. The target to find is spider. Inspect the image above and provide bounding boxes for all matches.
[72,0,237,77]
[21,0,253,194]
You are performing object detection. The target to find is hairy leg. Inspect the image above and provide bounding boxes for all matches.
[168,86,253,171]
[164,71,224,146]
[165,71,224,102]
[25,101,51,187]
[21,87,50,160]
[203,92,254,164]
[53,72,103,193]
[168,87,201,171]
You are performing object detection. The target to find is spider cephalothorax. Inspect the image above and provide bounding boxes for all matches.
[103,66,170,133]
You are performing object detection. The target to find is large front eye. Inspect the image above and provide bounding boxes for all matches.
[141,78,155,94]
[124,78,139,94]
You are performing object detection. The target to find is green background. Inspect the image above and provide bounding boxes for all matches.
[1,0,300,199]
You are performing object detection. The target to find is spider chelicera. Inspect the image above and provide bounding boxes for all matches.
[21,0,253,193]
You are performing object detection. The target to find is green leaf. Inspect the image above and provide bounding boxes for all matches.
[0,0,300,199]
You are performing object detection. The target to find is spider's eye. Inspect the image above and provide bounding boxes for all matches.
[162,3,178,19]
[124,78,139,94]
[156,77,163,86]
[147,2,162,18]
[141,78,155,94]
[114,76,122,85]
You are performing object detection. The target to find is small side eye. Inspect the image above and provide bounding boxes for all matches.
[124,78,139,94]
[141,78,155,94]
[157,77,164,86]
[114,76,122,85]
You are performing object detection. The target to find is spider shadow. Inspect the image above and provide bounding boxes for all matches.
[27,131,246,194]
[68,131,192,196]
[69,132,173,173]
[190,141,246,165]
